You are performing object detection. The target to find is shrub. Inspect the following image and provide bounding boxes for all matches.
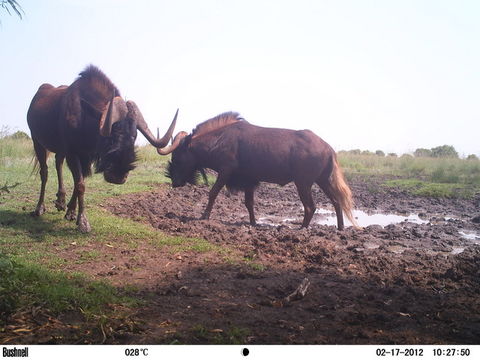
[9,131,30,140]
[414,148,432,157]
[431,145,459,158]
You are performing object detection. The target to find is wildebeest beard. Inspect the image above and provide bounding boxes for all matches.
[95,119,137,178]
[165,161,200,186]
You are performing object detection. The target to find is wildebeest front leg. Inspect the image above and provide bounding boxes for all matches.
[65,188,78,221]
[201,173,228,220]
[31,139,48,216]
[54,153,66,211]
[66,155,91,233]
[244,186,256,225]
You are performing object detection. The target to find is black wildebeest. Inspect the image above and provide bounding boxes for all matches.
[27,65,177,232]
[160,112,357,229]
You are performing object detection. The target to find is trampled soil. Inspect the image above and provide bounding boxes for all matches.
[4,176,480,344]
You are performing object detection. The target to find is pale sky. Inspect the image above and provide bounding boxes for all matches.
[1,0,479,156]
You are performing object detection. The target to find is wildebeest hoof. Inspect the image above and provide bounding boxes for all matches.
[65,210,76,221]
[31,204,46,217]
[77,215,91,233]
[54,199,66,211]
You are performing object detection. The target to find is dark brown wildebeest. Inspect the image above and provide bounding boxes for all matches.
[160,112,357,229]
[27,65,177,232]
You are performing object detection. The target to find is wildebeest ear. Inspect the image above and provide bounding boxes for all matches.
[99,96,128,136]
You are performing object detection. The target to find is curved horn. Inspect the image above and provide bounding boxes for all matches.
[99,96,128,137]
[157,131,188,155]
[127,101,177,148]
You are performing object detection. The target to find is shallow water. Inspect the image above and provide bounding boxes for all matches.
[315,208,428,227]
[459,230,480,244]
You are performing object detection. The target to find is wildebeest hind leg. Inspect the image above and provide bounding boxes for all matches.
[295,181,316,228]
[54,154,67,211]
[244,186,256,225]
[317,180,344,230]
[31,139,48,217]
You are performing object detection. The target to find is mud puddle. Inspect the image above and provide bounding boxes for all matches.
[260,207,479,253]
[265,208,430,228]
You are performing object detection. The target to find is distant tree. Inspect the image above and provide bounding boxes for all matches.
[349,149,361,155]
[1,0,23,19]
[375,150,385,157]
[431,145,459,158]
[414,148,432,157]
[466,154,479,161]
[387,153,397,157]
[361,150,375,156]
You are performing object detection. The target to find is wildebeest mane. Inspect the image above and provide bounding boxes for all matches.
[192,112,245,138]
[78,64,120,98]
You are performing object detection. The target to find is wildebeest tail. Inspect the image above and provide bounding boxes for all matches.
[330,156,359,228]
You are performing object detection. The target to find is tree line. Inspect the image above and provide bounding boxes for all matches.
[341,145,478,160]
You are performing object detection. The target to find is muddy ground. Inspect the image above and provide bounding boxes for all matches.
[4,176,480,344]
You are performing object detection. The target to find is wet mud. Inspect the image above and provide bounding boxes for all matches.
[103,176,480,344]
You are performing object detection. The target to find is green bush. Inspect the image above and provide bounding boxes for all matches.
[414,148,432,157]
[431,145,459,158]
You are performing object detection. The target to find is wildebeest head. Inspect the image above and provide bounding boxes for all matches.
[94,96,178,184]
[159,112,243,188]
[96,115,138,184]
[163,132,199,187]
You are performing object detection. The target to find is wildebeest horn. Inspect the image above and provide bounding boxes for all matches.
[126,101,177,148]
[99,96,128,137]
[157,131,188,155]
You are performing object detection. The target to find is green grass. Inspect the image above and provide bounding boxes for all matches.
[338,152,480,198]
[338,152,480,183]
[384,179,477,199]
[0,252,136,321]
